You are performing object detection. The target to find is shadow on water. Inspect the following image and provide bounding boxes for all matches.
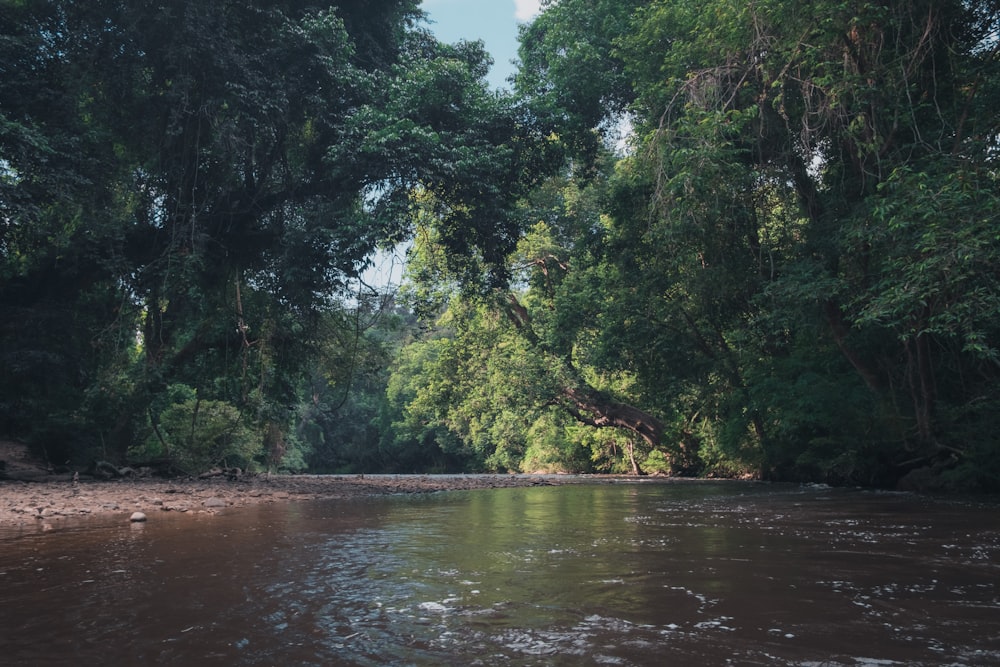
[1,481,998,665]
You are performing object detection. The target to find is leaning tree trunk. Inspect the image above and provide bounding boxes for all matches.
[502,292,679,474]
[561,386,665,451]
[559,386,676,475]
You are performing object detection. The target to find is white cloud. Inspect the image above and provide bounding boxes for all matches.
[513,0,543,21]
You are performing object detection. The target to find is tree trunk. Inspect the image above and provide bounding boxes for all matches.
[824,301,883,393]
[502,292,668,473]
[625,440,641,476]
[906,331,937,446]
[561,386,664,451]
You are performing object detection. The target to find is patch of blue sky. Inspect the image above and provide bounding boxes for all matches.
[419,0,543,90]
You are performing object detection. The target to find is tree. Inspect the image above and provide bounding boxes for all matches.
[1,1,549,472]
[512,0,1000,487]
[296,295,414,473]
[392,195,694,475]
[516,0,644,163]
[0,1,148,461]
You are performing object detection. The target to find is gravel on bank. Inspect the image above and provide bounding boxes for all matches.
[0,473,572,529]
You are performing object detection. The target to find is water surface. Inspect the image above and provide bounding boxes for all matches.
[1,481,998,665]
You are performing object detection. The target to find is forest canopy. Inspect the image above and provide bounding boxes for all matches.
[2,0,998,492]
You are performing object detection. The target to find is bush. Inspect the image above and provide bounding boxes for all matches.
[147,396,261,473]
[641,449,673,475]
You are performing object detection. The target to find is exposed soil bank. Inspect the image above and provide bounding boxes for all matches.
[0,472,574,528]
[0,439,591,528]
[0,440,702,530]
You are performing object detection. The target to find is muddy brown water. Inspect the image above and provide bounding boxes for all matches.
[0,480,998,666]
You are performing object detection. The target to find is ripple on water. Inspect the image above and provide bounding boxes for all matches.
[1,483,998,667]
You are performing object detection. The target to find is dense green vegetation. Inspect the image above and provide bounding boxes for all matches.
[2,1,998,491]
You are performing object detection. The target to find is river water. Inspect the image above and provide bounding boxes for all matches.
[0,480,998,666]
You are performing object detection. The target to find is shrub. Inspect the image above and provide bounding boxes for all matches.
[150,397,261,473]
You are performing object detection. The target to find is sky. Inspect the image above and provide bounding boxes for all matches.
[419,0,543,89]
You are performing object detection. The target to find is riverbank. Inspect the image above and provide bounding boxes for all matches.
[0,472,573,528]
[0,439,578,527]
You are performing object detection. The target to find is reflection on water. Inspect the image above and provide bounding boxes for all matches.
[1,481,998,665]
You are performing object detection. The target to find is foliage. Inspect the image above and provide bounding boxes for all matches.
[4,0,999,491]
[502,0,1000,489]
[144,390,261,474]
[386,211,678,474]
[295,298,412,473]
[516,0,644,163]
[0,1,541,470]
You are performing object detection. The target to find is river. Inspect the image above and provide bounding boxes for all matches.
[0,480,998,665]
